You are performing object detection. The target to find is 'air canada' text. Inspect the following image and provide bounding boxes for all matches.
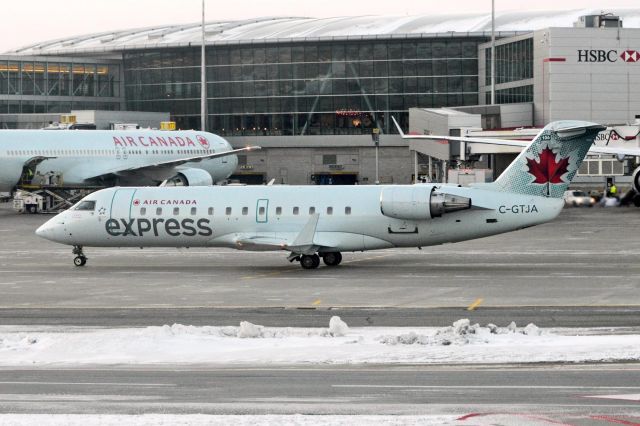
[113,135,200,148]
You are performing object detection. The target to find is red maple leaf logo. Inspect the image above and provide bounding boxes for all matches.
[526,147,570,185]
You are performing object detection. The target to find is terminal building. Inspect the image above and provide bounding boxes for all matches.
[3,9,640,185]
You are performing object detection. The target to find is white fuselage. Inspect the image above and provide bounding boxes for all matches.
[0,130,237,192]
[37,185,563,252]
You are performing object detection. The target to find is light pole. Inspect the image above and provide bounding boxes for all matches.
[372,128,380,184]
[490,0,496,105]
[200,0,207,131]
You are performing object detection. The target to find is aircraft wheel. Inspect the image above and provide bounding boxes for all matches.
[74,256,87,267]
[322,252,342,266]
[300,254,320,269]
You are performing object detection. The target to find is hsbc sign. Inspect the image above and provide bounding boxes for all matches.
[577,49,640,63]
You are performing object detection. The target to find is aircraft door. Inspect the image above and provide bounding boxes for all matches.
[256,199,268,223]
[115,147,129,160]
[110,188,138,221]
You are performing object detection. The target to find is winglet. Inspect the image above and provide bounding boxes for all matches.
[292,213,319,247]
[391,116,405,137]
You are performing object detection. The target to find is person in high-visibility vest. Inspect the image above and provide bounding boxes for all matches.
[610,184,618,198]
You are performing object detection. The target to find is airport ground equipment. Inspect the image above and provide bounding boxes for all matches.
[13,186,104,214]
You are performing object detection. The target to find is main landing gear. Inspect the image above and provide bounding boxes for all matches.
[295,252,343,269]
[72,245,87,267]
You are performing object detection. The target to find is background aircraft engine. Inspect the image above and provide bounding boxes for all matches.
[168,168,214,186]
[632,166,640,194]
[380,186,471,220]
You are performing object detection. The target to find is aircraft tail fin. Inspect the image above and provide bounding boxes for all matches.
[490,121,605,198]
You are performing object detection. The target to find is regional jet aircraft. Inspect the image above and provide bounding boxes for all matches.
[0,129,259,192]
[38,120,609,269]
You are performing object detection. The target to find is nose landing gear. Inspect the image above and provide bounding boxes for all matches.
[72,246,87,267]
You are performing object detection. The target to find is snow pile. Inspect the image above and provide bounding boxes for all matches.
[378,319,542,346]
[329,316,349,337]
[152,318,349,339]
[0,319,638,366]
[238,321,263,338]
[0,334,38,350]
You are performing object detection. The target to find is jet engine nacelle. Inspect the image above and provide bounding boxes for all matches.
[632,166,640,194]
[380,186,471,220]
[169,168,214,186]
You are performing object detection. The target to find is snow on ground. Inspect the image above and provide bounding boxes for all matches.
[0,414,460,426]
[0,318,638,366]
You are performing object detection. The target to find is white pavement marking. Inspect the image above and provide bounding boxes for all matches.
[333,385,640,390]
[0,381,175,387]
[582,393,640,401]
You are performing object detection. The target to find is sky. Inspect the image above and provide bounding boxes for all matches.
[2,0,639,53]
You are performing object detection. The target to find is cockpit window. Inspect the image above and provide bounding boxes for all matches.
[75,200,96,211]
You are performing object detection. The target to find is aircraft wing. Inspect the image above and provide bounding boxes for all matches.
[81,146,261,181]
[233,214,337,255]
[121,146,261,171]
[391,117,640,157]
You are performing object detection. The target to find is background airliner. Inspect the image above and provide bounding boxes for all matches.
[0,130,259,193]
[38,120,606,269]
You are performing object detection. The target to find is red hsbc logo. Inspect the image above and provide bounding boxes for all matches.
[578,49,640,63]
[621,50,640,63]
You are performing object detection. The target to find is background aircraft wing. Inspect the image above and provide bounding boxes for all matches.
[121,146,261,171]
[391,116,640,157]
[81,146,260,181]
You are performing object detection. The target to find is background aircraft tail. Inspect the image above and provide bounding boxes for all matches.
[490,121,605,198]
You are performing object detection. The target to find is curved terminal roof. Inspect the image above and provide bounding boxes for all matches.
[9,9,640,56]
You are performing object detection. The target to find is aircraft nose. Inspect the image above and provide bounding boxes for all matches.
[36,218,63,242]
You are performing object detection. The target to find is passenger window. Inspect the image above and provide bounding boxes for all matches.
[156,207,162,215]
[327,207,333,215]
[259,206,265,215]
[173,207,179,216]
[140,207,146,216]
[226,207,232,215]
[309,207,315,215]
[276,207,282,215]
[208,207,214,215]
[74,200,96,211]
[191,207,197,215]
[293,207,299,215]
[345,206,351,215]
[242,207,248,215]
